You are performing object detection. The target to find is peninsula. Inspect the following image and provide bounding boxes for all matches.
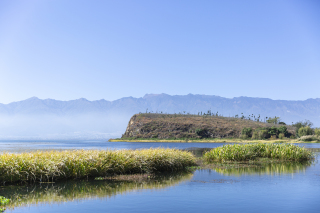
[109,113,302,142]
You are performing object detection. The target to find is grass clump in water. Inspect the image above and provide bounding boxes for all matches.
[203,143,314,162]
[0,148,196,184]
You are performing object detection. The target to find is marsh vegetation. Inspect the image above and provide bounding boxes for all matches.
[0,148,196,184]
[0,143,318,212]
[203,143,314,162]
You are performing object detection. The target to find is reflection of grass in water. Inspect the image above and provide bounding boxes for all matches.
[1,172,193,209]
[210,161,313,176]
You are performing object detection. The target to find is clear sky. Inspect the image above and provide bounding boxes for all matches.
[0,0,319,104]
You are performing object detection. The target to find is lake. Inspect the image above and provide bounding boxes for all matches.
[0,140,319,213]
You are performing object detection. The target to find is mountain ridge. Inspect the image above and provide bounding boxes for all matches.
[0,94,319,139]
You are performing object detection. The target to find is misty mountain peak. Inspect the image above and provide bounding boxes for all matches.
[26,97,40,101]
[76,98,89,102]
[143,94,167,99]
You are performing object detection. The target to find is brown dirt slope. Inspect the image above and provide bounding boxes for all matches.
[121,113,296,139]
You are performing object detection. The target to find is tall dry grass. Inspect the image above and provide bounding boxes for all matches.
[203,143,314,162]
[0,148,196,184]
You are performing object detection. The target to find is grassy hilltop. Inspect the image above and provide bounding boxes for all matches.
[116,113,296,141]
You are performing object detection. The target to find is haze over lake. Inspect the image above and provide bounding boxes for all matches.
[0,94,319,140]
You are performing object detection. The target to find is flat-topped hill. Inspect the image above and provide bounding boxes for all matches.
[121,113,296,140]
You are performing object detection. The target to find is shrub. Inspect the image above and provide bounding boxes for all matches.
[251,131,258,139]
[270,135,277,140]
[0,196,10,212]
[298,126,313,137]
[241,127,252,138]
[195,128,209,138]
[298,135,320,142]
[268,126,278,136]
[314,128,320,136]
[293,120,313,135]
[278,133,285,139]
[266,117,280,124]
[278,126,288,136]
[258,130,268,139]
[203,143,314,162]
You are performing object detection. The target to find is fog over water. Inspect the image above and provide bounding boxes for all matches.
[0,113,130,140]
[0,94,319,140]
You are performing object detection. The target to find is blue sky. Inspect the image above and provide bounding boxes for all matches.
[0,0,319,104]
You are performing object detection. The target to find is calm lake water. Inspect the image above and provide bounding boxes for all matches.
[0,140,319,213]
[1,140,320,152]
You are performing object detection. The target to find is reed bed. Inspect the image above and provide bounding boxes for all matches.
[203,143,314,162]
[0,148,196,184]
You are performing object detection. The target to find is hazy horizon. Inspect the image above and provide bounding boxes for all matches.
[1,93,320,105]
[0,93,319,140]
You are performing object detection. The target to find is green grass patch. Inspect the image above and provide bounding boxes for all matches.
[203,143,314,162]
[0,196,10,212]
[0,148,196,184]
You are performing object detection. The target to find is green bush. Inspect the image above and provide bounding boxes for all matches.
[251,131,258,139]
[195,128,209,138]
[241,127,252,138]
[277,126,288,136]
[298,135,320,142]
[268,126,278,136]
[270,135,277,140]
[298,126,313,137]
[278,133,285,139]
[258,130,268,139]
[314,128,320,136]
[0,196,10,212]
[293,120,313,135]
[266,117,280,124]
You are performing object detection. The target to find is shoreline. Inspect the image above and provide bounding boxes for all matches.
[108,139,319,143]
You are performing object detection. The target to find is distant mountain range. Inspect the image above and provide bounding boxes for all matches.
[0,94,319,140]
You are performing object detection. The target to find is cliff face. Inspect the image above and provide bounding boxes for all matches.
[122,113,296,139]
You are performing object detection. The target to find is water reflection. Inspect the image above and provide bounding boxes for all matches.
[0,172,193,209]
[211,161,313,176]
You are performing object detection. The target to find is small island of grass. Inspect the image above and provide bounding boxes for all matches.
[203,143,314,163]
